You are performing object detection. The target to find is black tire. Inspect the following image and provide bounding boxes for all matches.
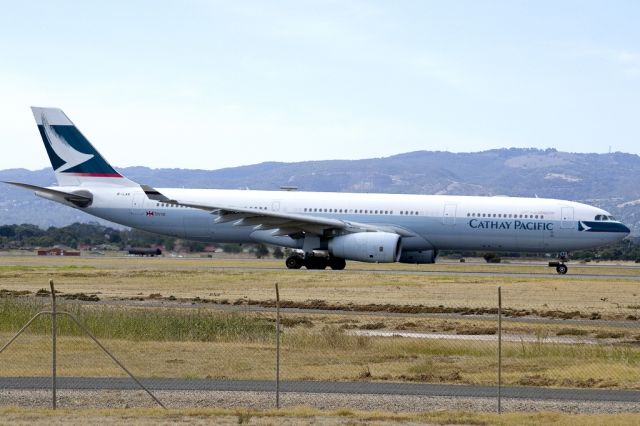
[556,264,568,275]
[305,257,328,270]
[329,257,346,270]
[285,255,303,269]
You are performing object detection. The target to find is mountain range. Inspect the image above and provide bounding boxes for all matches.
[1,148,639,235]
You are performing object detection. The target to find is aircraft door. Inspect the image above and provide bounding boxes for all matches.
[561,207,574,229]
[130,192,145,216]
[442,204,457,225]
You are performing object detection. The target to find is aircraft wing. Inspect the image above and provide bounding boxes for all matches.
[141,185,414,237]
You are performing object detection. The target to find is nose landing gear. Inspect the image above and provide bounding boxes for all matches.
[548,252,569,275]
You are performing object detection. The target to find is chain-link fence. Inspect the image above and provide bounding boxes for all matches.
[0,279,638,413]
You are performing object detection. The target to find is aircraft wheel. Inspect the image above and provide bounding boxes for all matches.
[305,257,328,270]
[329,257,346,270]
[556,264,568,275]
[285,255,303,269]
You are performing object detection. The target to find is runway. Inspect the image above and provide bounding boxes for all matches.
[208,266,640,280]
[1,377,638,403]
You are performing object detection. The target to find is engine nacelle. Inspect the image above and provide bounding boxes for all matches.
[398,249,438,264]
[328,232,401,263]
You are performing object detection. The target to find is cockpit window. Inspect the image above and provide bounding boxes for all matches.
[595,215,604,221]
[608,215,616,221]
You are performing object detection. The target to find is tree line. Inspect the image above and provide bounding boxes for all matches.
[0,223,282,257]
[0,222,637,261]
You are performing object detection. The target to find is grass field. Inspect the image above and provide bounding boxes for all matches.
[0,298,638,389]
[1,255,640,319]
[0,254,639,397]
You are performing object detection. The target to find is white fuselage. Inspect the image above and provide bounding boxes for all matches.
[49,186,629,253]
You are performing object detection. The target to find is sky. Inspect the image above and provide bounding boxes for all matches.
[1,0,639,171]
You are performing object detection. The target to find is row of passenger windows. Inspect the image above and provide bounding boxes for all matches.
[156,202,189,209]
[303,208,419,216]
[153,203,614,223]
[467,212,544,219]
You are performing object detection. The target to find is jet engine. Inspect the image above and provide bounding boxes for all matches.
[328,232,401,263]
[398,249,438,264]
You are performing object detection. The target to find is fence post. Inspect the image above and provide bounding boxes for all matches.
[50,279,57,410]
[275,283,281,409]
[497,286,502,414]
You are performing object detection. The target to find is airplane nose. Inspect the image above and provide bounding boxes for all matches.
[622,223,631,235]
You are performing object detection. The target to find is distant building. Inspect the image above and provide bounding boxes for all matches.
[37,247,81,256]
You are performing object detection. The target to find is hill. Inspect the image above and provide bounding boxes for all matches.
[1,148,639,234]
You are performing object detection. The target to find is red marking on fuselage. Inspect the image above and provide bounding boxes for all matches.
[64,173,123,177]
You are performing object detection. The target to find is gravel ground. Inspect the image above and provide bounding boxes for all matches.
[1,389,638,414]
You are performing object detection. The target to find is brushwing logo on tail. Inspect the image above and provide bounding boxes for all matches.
[41,114,94,172]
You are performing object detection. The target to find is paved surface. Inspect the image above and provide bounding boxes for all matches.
[203,265,640,280]
[1,377,638,402]
[351,330,601,345]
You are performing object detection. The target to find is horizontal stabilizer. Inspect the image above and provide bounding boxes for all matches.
[3,181,93,207]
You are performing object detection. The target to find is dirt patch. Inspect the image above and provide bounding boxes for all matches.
[115,293,636,323]
[456,327,497,335]
[517,375,557,387]
[358,322,386,330]
[62,293,100,302]
[0,289,31,297]
[398,371,463,383]
[595,331,626,339]
[556,328,590,336]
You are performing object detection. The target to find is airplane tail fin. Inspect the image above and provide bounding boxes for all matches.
[31,107,138,187]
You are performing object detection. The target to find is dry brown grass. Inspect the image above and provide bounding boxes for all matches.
[1,406,639,425]
[1,322,638,389]
[1,255,639,390]
[1,255,640,319]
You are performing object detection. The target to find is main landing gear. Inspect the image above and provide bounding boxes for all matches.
[548,252,569,275]
[285,254,346,270]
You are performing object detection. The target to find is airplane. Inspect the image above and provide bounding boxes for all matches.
[3,107,631,274]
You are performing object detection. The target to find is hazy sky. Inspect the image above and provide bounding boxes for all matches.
[1,1,639,171]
